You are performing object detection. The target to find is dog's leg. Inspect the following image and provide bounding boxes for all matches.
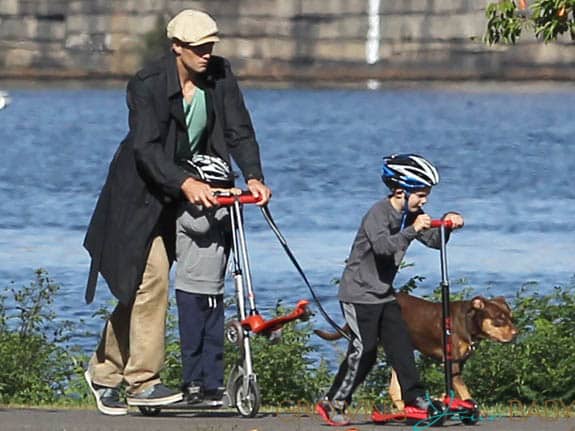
[388,369,405,410]
[452,363,472,400]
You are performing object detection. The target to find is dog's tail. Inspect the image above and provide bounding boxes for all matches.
[314,324,350,341]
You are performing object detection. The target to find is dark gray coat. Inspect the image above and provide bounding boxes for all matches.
[84,53,263,306]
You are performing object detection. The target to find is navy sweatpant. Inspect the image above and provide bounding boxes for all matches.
[176,291,224,391]
[326,300,424,405]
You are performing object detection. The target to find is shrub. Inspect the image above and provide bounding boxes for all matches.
[161,299,331,406]
[228,315,330,406]
[4,269,575,410]
[159,304,183,389]
[373,278,575,406]
[463,281,575,404]
[0,270,81,404]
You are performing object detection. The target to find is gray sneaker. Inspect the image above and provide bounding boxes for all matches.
[84,370,128,416]
[126,383,183,406]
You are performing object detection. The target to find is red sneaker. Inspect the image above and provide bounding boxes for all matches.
[315,399,350,426]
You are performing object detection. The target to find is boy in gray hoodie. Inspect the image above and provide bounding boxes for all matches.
[174,154,270,405]
[316,154,464,426]
[175,197,231,405]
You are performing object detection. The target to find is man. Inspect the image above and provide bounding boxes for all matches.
[83,9,271,415]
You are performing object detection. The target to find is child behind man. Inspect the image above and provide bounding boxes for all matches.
[316,153,464,426]
[175,154,236,405]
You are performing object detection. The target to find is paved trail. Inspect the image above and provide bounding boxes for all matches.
[2,408,574,431]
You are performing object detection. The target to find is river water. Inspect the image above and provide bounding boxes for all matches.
[0,82,573,351]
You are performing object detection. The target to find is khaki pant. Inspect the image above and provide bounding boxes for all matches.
[88,236,170,393]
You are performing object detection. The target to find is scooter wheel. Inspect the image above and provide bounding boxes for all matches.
[460,399,480,425]
[427,400,447,427]
[138,406,161,416]
[232,377,261,418]
[225,320,244,346]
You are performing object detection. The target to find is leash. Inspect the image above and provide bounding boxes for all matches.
[259,205,352,342]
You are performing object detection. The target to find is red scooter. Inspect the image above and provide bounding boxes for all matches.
[371,219,480,426]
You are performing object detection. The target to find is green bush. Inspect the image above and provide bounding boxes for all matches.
[0,270,81,404]
[361,276,575,407]
[161,299,331,406]
[227,312,331,406]
[463,281,575,404]
[381,279,575,406]
[3,269,575,410]
[159,303,183,389]
[90,297,332,407]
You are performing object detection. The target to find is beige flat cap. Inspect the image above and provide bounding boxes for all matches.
[166,10,220,46]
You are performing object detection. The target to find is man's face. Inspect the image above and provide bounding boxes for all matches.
[175,42,214,74]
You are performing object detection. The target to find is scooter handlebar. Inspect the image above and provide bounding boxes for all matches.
[431,219,453,229]
[216,191,261,206]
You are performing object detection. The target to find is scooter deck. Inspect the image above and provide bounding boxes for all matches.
[371,406,429,424]
[145,398,230,410]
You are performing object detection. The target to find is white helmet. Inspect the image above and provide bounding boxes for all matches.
[181,154,234,187]
[381,154,439,191]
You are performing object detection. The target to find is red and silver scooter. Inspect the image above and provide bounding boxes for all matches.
[139,191,310,418]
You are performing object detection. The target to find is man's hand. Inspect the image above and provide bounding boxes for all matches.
[181,177,219,208]
[443,212,464,229]
[413,214,431,232]
[247,179,271,206]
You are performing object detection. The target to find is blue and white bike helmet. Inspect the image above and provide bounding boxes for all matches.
[181,154,234,188]
[381,154,439,191]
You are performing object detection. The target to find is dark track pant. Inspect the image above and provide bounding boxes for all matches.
[176,291,224,391]
[326,300,424,405]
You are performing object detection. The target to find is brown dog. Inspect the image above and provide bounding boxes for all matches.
[315,292,518,409]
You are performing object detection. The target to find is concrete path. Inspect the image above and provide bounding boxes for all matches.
[1,407,574,431]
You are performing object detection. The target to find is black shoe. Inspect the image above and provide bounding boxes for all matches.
[126,383,183,406]
[184,385,204,404]
[204,387,225,406]
[406,395,431,411]
[84,370,128,416]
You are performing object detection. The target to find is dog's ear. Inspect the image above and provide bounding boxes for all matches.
[491,296,512,314]
[471,296,486,310]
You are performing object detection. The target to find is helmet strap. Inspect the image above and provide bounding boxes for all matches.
[400,190,411,230]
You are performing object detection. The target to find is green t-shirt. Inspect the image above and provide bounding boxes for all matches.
[182,87,207,156]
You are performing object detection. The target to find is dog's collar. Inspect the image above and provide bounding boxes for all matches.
[456,307,484,362]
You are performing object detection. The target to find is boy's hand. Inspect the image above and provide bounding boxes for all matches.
[413,214,432,232]
[443,212,464,229]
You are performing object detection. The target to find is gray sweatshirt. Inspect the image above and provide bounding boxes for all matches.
[338,198,449,304]
[175,203,230,295]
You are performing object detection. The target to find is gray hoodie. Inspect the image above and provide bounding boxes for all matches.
[338,198,449,304]
[175,203,230,295]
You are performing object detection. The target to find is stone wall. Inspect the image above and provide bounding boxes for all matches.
[0,0,573,81]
